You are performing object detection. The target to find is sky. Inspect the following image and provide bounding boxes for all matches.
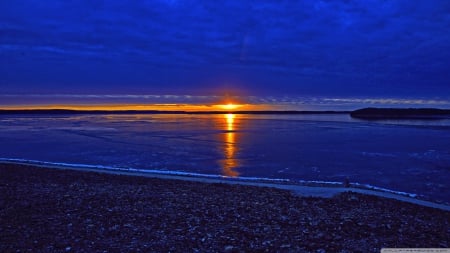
[1,0,450,110]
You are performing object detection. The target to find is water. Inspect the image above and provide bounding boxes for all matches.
[1,113,449,203]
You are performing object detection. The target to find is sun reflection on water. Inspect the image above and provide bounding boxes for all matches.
[221,113,240,177]
[225,113,234,131]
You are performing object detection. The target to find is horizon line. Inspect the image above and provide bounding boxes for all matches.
[0,108,351,115]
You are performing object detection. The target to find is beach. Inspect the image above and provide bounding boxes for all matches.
[1,163,449,252]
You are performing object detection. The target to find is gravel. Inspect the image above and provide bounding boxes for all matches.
[1,163,449,252]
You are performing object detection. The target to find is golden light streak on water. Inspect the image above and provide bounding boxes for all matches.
[221,113,239,177]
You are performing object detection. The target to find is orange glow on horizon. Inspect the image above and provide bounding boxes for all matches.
[1,103,277,111]
[220,103,240,111]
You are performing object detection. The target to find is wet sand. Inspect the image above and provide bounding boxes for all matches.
[1,163,449,252]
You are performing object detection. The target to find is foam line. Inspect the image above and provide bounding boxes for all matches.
[0,157,420,199]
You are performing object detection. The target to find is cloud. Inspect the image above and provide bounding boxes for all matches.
[1,94,449,110]
[1,0,449,96]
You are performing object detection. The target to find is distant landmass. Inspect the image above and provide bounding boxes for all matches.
[0,109,349,115]
[350,108,450,119]
[2,108,450,119]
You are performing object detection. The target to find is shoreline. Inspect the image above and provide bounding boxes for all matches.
[1,162,449,252]
[1,160,449,211]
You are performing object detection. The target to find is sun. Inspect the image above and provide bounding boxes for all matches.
[221,103,239,110]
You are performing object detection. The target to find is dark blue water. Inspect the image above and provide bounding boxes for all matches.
[1,113,449,202]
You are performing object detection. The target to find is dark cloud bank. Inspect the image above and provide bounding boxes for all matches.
[1,0,450,103]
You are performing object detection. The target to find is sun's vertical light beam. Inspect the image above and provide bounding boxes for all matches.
[221,113,239,177]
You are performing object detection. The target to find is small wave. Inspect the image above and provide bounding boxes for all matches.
[351,182,418,198]
[361,152,396,158]
[0,157,419,199]
[0,158,289,183]
[53,127,117,131]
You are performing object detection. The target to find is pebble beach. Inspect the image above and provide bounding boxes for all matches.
[1,163,449,252]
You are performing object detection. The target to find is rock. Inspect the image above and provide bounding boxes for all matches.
[224,245,234,252]
[349,195,359,201]
[343,178,350,188]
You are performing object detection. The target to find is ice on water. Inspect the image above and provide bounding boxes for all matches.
[0,113,449,202]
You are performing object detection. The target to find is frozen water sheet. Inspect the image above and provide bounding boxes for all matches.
[0,113,449,203]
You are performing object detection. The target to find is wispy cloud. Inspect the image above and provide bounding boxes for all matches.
[1,94,449,110]
[321,98,450,106]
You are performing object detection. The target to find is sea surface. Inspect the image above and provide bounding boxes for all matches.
[1,113,449,203]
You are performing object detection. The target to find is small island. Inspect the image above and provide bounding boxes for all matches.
[350,108,450,120]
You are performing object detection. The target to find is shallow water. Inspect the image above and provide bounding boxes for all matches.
[0,113,449,202]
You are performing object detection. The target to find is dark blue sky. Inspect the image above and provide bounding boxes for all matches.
[1,0,450,107]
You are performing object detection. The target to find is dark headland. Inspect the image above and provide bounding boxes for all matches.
[350,107,450,120]
[1,163,449,252]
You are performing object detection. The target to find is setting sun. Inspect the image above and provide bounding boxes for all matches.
[220,103,240,110]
